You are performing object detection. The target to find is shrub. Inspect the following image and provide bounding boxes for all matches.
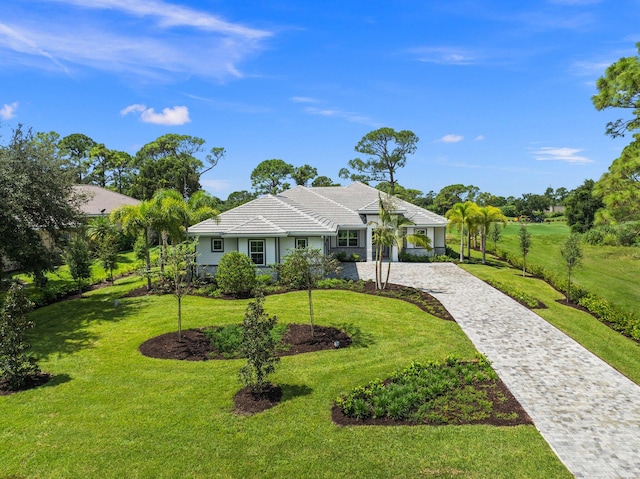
[239,296,280,393]
[215,252,257,298]
[485,279,540,309]
[0,283,40,390]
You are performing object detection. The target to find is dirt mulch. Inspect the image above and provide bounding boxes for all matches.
[0,372,53,396]
[138,324,351,361]
[234,384,283,415]
[331,377,532,427]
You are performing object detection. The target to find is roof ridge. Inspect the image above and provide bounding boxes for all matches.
[302,186,361,216]
[227,214,286,233]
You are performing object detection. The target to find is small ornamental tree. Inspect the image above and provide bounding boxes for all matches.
[216,252,257,298]
[0,283,40,390]
[87,216,120,284]
[239,295,280,394]
[277,247,341,337]
[560,233,583,303]
[518,224,532,277]
[164,240,198,342]
[65,236,92,295]
[488,222,503,254]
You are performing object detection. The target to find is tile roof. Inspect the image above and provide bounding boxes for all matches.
[189,182,448,237]
[72,184,140,216]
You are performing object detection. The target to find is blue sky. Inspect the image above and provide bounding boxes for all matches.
[1,0,639,199]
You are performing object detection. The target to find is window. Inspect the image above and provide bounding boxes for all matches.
[211,238,224,252]
[415,228,426,236]
[338,230,358,247]
[295,238,308,249]
[249,240,265,265]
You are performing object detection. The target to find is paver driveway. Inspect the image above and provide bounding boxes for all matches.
[343,262,640,479]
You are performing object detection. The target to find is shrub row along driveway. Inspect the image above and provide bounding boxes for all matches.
[342,262,640,479]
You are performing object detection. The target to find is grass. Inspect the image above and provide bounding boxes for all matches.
[0,277,570,478]
[459,261,640,385]
[488,222,640,315]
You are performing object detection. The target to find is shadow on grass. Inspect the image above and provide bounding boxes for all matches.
[31,287,144,361]
[43,373,72,389]
[332,322,376,348]
[279,383,313,403]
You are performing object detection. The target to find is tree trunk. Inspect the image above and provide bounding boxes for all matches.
[145,228,152,290]
[384,255,392,289]
[177,296,182,342]
[307,287,315,338]
[481,233,487,264]
[459,227,464,262]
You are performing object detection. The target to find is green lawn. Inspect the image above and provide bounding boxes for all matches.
[0,277,569,478]
[487,222,640,315]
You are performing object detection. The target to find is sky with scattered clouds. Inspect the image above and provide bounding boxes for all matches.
[1,0,639,198]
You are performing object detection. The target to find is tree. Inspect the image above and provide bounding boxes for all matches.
[86,216,120,284]
[224,190,257,210]
[593,140,640,225]
[370,194,431,289]
[132,134,218,199]
[59,133,97,183]
[565,179,603,232]
[592,42,640,139]
[110,201,155,290]
[518,224,532,277]
[560,234,583,303]
[277,247,340,337]
[0,283,39,390]
[148,189,189,273]
[376,182,428,207]
[445,201,478,262]
[164,241,198,341]
[250,159,294,195]
[433,184,479,215]
[0,126,84,283]
[515,193,551,219]
[291,164,318,186]
[239,295,280,394]
[339,127,419,195]
[475,206,507,264]
[488,222,503,254]
[64,236,92,296]
[311,176,339,187]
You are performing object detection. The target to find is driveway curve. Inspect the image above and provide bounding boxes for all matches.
[342,262,640,479]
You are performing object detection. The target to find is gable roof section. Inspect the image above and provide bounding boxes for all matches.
[189,182,448,237]
[189,194,337,237]
[73,184,140,216]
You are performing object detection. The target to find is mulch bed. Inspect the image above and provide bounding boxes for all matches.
[331,378,532,427]
[234,384,283,416]
[138,324,351,361]
[0,372,53,396]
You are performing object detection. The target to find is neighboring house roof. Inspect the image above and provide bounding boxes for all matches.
[189,182,448,237]
[73,185,140,216]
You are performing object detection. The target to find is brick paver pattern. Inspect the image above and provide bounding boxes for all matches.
[343,262,640,479]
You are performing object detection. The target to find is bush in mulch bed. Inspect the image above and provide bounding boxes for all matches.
[333,356,531,427]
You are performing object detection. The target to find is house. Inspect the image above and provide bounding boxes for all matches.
[72,184,140,217]
[3,185,140,272]
[189,182,448,273]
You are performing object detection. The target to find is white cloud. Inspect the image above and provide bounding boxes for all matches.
[533,147,593,163]
[121,104,191,125]
[290,96,319,103]
[0,1,272,81]
[474,135,485,141]
[413,47,477,65]
[439,134,464,143]
[0,101,18,120]
[302,106,379,127]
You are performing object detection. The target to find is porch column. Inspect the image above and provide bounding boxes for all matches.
[391,244,399,262]
[366,224,374,262]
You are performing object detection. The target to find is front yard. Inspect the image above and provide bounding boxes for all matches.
[0,277,570,478]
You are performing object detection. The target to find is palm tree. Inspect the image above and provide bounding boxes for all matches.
[185,190,219,236]
[370,194,431,289]
[475,206,507,264]
[149,189,190,273]
[445,201,478,262]
[110,201,155,290]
